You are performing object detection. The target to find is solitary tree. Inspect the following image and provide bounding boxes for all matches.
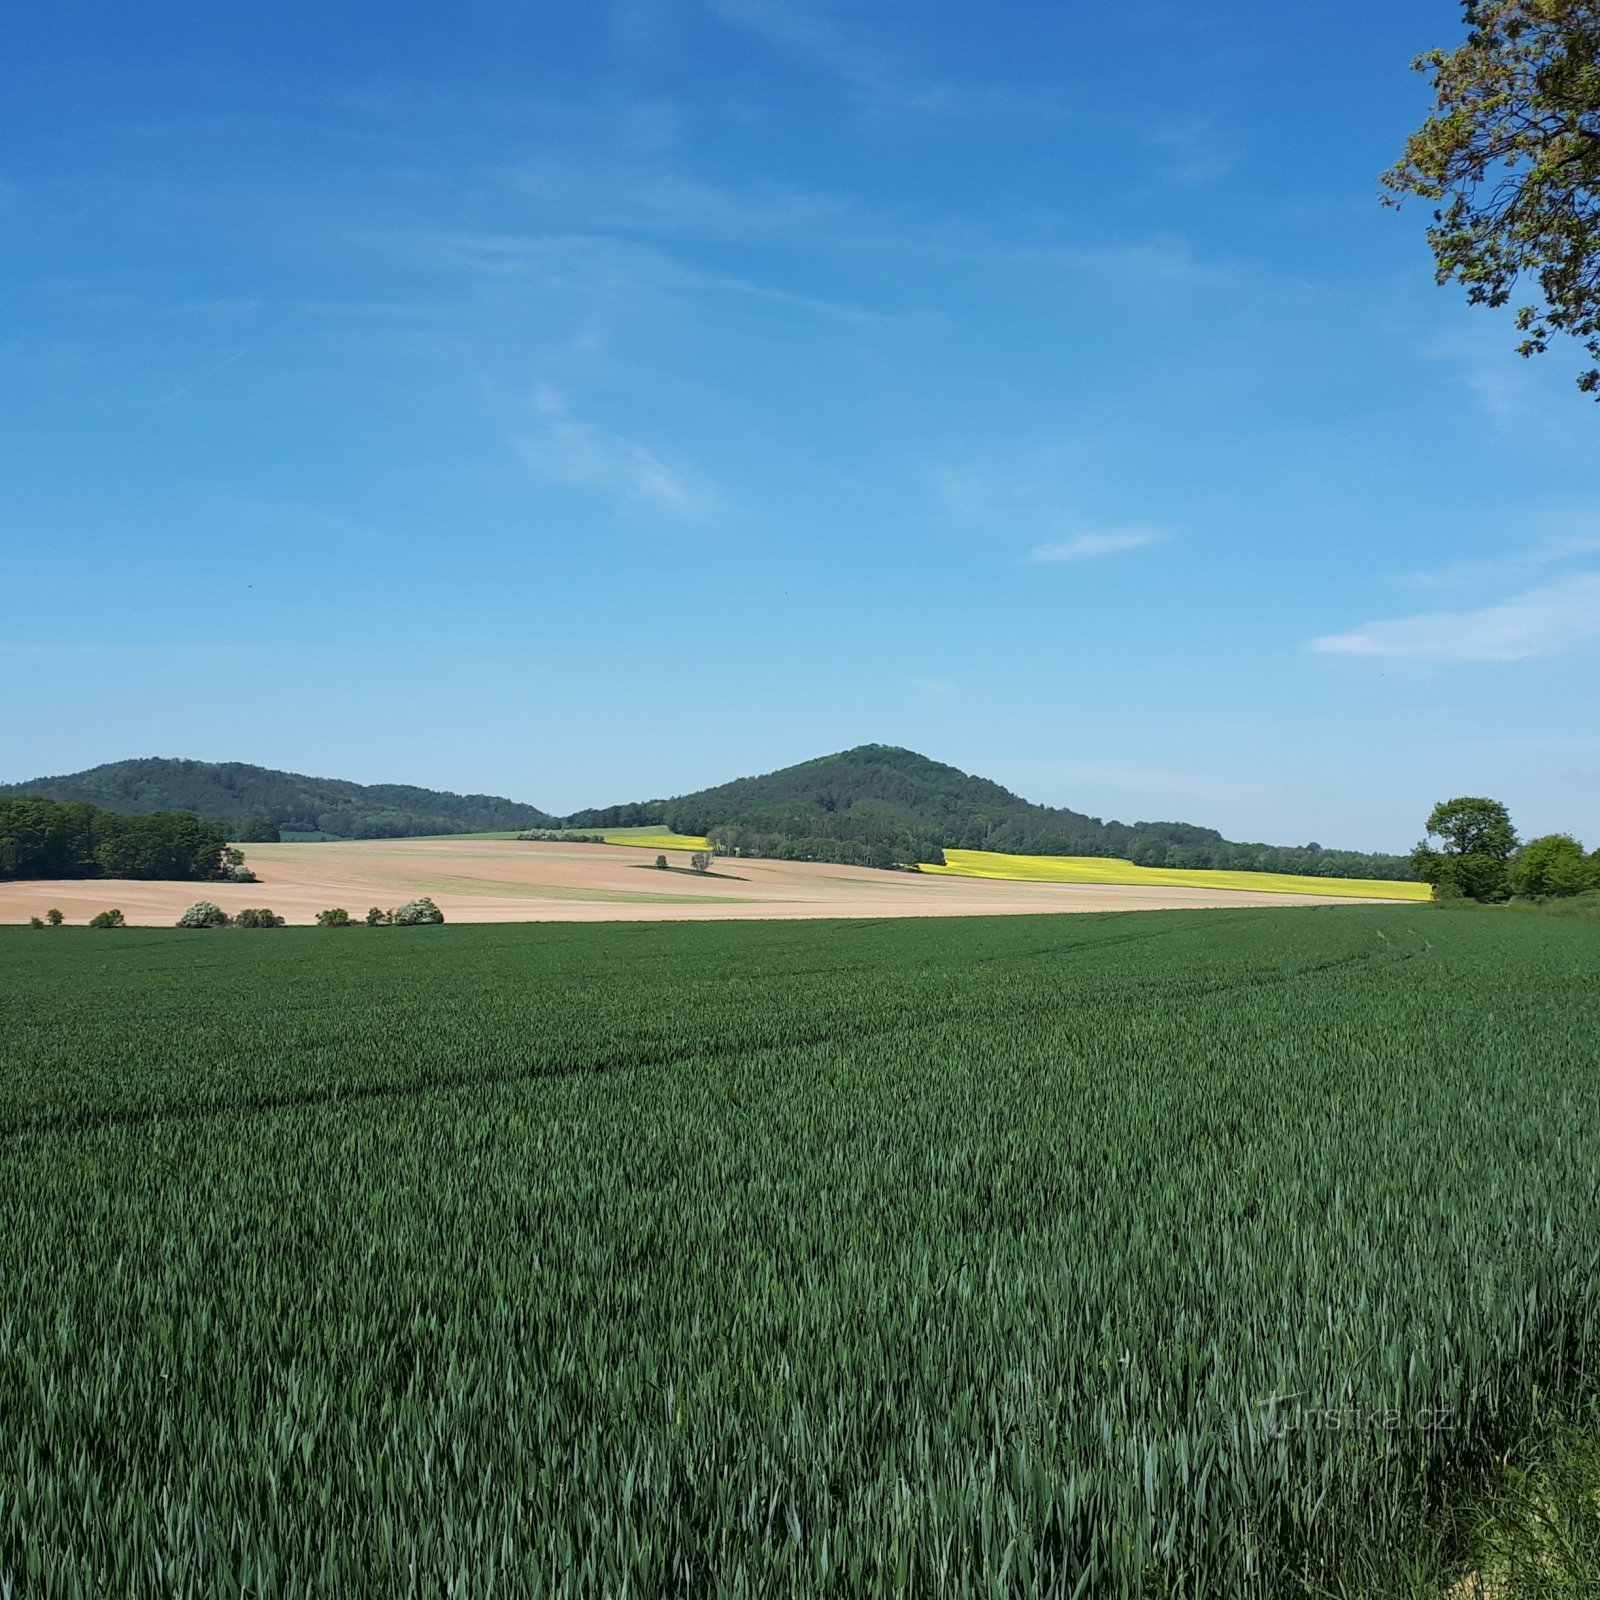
[690,851,712,873]
[655,854,669,870]
[45,908,63,926]
[1411,796,1519,899]
[1384,1,1600,396]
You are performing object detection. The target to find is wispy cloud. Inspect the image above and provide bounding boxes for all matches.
[410,229,892,325]
[497,162,853,242]
[1142,119,1237,187]
[515,386,715,517]
[1400,532,1600,591]
[1029,526,1166,564]
[1311,572,1600,662]
[707,0,1058,118]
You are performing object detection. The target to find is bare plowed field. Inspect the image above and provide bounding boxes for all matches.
[0,838,1398,926]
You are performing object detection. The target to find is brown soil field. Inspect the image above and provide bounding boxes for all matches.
[0,837,1394,927]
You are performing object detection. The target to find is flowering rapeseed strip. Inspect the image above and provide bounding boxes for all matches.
[923,847,1433,901]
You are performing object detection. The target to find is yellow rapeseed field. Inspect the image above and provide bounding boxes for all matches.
[923,849,1433,902]
[599,828,712,852]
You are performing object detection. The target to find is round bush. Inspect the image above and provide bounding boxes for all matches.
[176,900,231,929]
[392,897,445,926]
[235,908,285,928]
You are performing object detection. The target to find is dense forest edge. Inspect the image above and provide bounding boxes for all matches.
[0,798,248,883]
[562,745,1418,880]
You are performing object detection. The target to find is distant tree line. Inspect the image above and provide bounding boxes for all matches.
[708,827,941,870]
[0,797,237,882]
[0,758,551,840]
[559,800,669,830]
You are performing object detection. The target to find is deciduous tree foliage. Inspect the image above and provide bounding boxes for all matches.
[0,758,551,839]
[0,798,232,882]
[1508,830,1597,894]
[1412,795,1520,899]
[1385,1,1600,394]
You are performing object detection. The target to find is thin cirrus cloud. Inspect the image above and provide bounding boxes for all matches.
[515,386,715,518]
[1311,571,1600,663]
[1028,526,1166,564]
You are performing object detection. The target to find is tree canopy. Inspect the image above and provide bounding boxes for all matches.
[1384,1,1600,395]
[1507,831,1597,894]
[0,797,233,882]
[1411,795,1520,899]
[0,758,552,840]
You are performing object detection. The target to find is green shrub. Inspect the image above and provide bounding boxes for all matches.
[29,916,44,929]
[1508,834,1595,899]
[45,909,63,926]
[176,901,231,929]
[316,908,352,927]
[393,897,444,926]
[365,907,392,927]
[88,909,125,929]
[234,908,285,929]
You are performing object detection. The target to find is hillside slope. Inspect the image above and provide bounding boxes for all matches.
[1,759,552,840]
[566,745,1414,879]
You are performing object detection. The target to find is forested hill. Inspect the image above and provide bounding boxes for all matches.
[564,745,1415,880]
[0,759,552,841]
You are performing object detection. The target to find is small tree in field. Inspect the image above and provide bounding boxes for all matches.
[45,909,63,926]
[1411,796,1518,901]
[655,854,669,870]
[89,909,126,929]
[177,901,231,929]
[317,908,352,926]
[393,897,444,925]
[29,916,44,929]
[690,851,712,874]
[366,907,392,926]
[235,907,285,928]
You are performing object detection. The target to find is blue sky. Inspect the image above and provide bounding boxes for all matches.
[3,0,1596,852]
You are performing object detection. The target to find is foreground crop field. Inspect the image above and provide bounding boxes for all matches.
[3,908,1597,1597]
[925,847,1433,901]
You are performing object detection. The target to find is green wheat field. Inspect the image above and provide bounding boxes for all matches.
[2,906,1598,1597]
